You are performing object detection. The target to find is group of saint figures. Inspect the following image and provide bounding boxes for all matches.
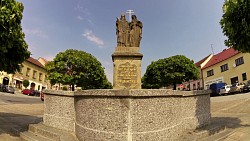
[116,13,143,47]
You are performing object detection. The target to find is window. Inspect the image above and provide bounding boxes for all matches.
[207,69,214,77]
[242,73,247,81]
[33,70,37,79]
[26,68,30,76]
[44,75,47,82]
[39,73,43,81]
[235,57,244,66]
[220,64,228,72]
[19,64,23,74]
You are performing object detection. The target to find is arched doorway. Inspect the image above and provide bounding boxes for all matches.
[3,77,9,85]
[30,82,35,89]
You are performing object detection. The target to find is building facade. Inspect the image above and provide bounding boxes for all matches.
[202,48,250,89]
[0,57,49,91]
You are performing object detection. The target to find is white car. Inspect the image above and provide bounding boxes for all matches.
[219,85,231,95]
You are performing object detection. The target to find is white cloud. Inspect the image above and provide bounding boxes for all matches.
[74,3,94,26]
[82,30,104,47]
[77,15,83,20]
[24,28,48,39]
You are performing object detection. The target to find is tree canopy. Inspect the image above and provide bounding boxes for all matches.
[0,0,30,73]
[142,55,199,90]
[45,49,112,90]
[220,0,250,52]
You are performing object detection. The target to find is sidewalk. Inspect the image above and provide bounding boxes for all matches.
[223,127,250,141]
[0,103,44,141]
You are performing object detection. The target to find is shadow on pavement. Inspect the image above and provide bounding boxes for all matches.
[0,112,42,137]
[196,116,250,136]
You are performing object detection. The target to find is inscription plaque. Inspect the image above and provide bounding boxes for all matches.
[117,62,137,88]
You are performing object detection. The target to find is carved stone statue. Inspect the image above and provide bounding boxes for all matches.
[116,14,143,47]
[129,15,143,47]
[116,13,130,47]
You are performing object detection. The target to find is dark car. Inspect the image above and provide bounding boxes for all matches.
[243,84,250,93]
[29,89,36,96]
[0,84,7,92]
[6,86,15,94]
[34,90,40,97]
[243,81,250,93]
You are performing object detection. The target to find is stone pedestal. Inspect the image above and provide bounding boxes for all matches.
[112,47,143,89]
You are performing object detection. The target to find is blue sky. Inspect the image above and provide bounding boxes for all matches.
[17,0,227,82]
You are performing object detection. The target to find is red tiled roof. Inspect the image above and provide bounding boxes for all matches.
[195,54,211,67]
[26,57,45,68]
[203,48,239,69]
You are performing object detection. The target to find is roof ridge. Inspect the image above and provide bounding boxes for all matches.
[27,57,45,68]
[203,48,239,69]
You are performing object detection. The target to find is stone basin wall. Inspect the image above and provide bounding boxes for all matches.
[43,89,211,141]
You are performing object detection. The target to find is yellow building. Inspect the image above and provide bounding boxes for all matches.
[0,57,49,91]
[0,72,13,86]
[202,48,250,89]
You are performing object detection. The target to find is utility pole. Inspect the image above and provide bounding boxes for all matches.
[211,44,214,55]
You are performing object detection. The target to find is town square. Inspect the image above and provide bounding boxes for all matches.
[1,0,250,141]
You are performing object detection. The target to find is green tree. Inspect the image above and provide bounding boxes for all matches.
[0,0,30,73]
[22,79,29,88]
[45,49,112,91]
[220,0,250,52]
[142,55,199,90]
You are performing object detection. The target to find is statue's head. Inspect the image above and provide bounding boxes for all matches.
[120,13,126,20]
[132,15,137,20]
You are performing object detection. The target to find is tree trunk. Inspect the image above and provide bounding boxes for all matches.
[173,83,177,90]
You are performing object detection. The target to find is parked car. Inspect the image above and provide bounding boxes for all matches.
[209,82,226,96]
[34,90,40,97]
[243,81,250,93]
[219,85,231,95]
[21,88,38,96]
[0,84,7,92]
[229,83,244,94]
[6,86,15,94]
[29,89,35,96]
[21,89,30,95]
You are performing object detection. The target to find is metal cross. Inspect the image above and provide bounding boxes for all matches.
[126,9,134,22]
